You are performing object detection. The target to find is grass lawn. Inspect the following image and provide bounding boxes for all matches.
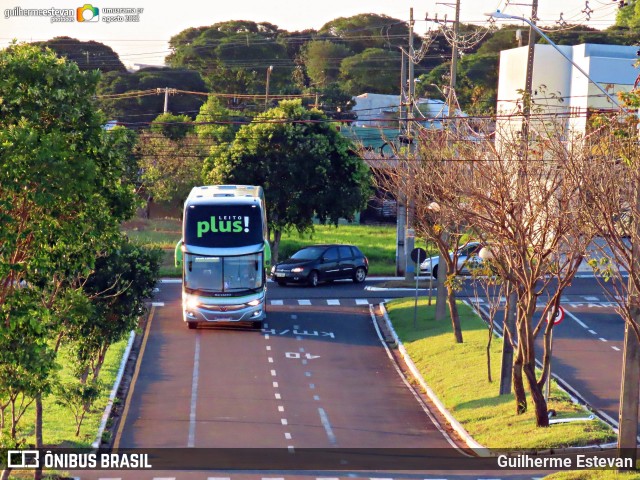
[14,338,129,448]
[385,298,616,450]
[122,217,416,277]
[546,471,640,479]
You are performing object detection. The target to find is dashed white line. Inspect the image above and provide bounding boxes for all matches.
[589,330,597,335]
[288,446,295,453]
[271,370,277,376]
[305,371,312,377]
[584,296,600,301]
[281,418,288,425]
[208,477,231,480]
[284,432,292,440]
[356,299,369,305]
[275,393,281,399]
[278,406,285,412]
[309,383,315,389]
[318,407,337,444]
[564,308,590,328]
[298,299,311,305]
[612,346,621,351]
[266,346,271,351]
[313,395,320,401]
[187,332,201,448]
[272,381,278,388]
[151,302,165,307]
[600,337,608,342]
[327,299,340,305]
[291,314,297,319]
[268,357,274,363]
[270,300,283,305]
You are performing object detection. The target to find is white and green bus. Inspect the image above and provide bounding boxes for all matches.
[175,185,271,329]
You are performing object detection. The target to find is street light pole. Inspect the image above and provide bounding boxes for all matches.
[265,65,273,111]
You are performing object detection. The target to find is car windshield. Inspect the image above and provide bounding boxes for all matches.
[184,252,263,293]
[290,247,324,261]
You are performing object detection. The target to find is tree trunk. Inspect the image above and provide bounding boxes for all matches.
[523,361,550,427]
[446,286,463,343]
[271,229,282,265]
[34,394,43,480]
[513,348,527,414]
[1,468,11,480]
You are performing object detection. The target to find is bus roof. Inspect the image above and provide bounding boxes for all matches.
[185,185,264,206]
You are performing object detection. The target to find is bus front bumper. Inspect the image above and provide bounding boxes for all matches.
[183,299,266,325]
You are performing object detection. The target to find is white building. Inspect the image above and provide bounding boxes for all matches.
[496,43,638,141]
[351,93,452,129]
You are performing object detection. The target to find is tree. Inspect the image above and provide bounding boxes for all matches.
[136,113,205,209]
[302,40,353,88]
[96,67,208,123]
[340,48,401,95]
[35,36,126,73]
[615,0,640,29]
[0,43,138,478]
[203,100,371,262]
[166,21,293,95]
[318,14,410,54]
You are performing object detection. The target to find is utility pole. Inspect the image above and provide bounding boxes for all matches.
[396,48,407,277]
[435,0,460,322]
[521,0,539,142]
[404,7,416,281]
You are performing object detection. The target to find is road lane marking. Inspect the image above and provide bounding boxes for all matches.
[356,299,369,305]
[589,330,597,335]
[151,302,164,307]
[298,299,311,305]
[271,369,277,376]
[600,337,608,342]
[563,308,589,329]
[584,296,599,301]
[275,393,281,399]
[327,299,340,305]
[208,478,231,480]
[270,300,283,305]
[305,371,312,377]
[284,432,292,439]
[612,346,621,351]
[273,381,278,388]
[268,357,274,363]
[281,419,288,425]
[318,407,337,445]
[266,346,271,351]
[313,395,320,401]
[113,306,156,449]
[188,331,201,447]
[278,406,284,412]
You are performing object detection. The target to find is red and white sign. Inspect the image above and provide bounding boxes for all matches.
[548,306,565,325]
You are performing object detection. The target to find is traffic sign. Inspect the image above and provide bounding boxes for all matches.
[411,247,427,264]
[548,306,565,325]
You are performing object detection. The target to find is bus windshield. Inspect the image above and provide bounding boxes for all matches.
[184,252,263,294]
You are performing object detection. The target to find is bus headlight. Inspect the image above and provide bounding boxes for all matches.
[246,299,261,306]
[185,297,200,310]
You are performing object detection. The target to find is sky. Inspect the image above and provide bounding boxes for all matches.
[0,0,622,68]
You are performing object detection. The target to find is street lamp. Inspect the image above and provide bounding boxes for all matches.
[265,65,273,111]
[484,10,620,108]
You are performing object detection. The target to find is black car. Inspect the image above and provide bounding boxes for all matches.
[271,244,369,287]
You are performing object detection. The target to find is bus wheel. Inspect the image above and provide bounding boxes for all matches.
[188,322,197,330]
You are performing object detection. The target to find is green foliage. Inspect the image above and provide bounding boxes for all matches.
[35,36,126,73]
[150,112,193,141]
[167,21,293,95]
[302,40,353,87]
[54,379,101,436]
[615,0,640,28]
[339,48,401,95]
[203,99,372,242]
[96,67,207,123]
[318,14,409,54]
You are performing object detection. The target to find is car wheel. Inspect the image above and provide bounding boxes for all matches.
[276,279,286,286]
[432,265,438,279]
[353,267,367,283]
[307,271,319,287]
[188,322,197,330]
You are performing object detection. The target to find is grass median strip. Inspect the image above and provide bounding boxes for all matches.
[385,298,615,450]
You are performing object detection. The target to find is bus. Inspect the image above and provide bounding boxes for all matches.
[175,185,270,329]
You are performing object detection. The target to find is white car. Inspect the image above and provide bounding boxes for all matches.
[420,242,483,279]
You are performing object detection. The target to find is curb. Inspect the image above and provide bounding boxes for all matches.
[92,330,136,449]
[378,302,488,456]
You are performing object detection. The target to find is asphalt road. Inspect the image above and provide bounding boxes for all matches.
[74,275,630,479]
